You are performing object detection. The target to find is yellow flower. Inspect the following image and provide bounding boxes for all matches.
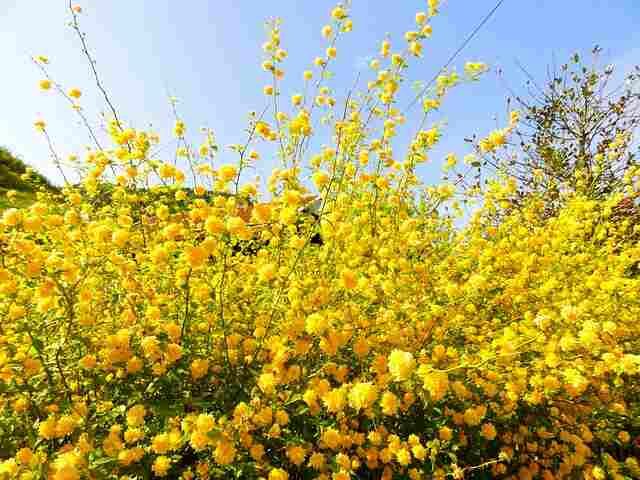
[480,422,497,440]
[286,445,307,466]
[305,312,329,336]
[258,372,277,395]
[195,414,215,433]
[258,263,278,282]
[348,382,378,411]
[124,428,144,444]
[333,470,351,480]
[226,216,248,236]
[396,447,412,466]
[409,41,422,57]
[68,88,82,99]
[152,456,171,477]
[428,0,440,16]
[340,268,358,289]
[464,61,488,80]
[321,428,341,450]
[322,388,346,413]
[387,350,415,382]
[38,417,57,440]
[617,430,631,443]
[479,128,507,153]
[419,368,449,401]
[34,119,46,132]
[39,79,52,90]
[463,405,486,427]
[205,216,225,235]
[190,358,209,380]
[184,245,208,268]
[411,444,427,461]
[214,439,236,465]
[312,171,330,189]
[174,120,185,137]
[380,39,391,57]
[331,6,347,20]
[289,110,312,136]
[151,433,171,454]
[218,164,238,182]
[269,468,289,480]
[308,452,325,470]
[380,391,399,415]
[509,109,520,125]
[126,405,146,427]
[438,426,453,442]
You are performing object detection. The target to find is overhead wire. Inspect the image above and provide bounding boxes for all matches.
[404,0,507,113]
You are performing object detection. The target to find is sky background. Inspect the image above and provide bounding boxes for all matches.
[1,0,639,188]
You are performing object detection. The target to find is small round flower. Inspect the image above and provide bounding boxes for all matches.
[387,349,416,381]
[348,382,378,411]
[331,6,347,20]
[396,447,412,467]
[380,391,399,415]
[218,164,238,182]
[214,439,236,465]
[269,468,289,480]
[152,456,171,477]
[173,120,185,137]
[258,372,277,395]
[439,426,453,441]
[480,422,497,440]
[68,88,82,99]
[340,268,357,289]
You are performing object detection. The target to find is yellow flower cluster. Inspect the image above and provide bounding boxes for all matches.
[1,2,639,480]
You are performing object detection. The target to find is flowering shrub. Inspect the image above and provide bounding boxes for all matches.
[1,2,640,479]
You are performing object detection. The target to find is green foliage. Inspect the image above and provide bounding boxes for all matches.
[0,147,57,209]
[0,147,55,191]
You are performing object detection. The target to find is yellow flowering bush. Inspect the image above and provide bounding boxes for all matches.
[1,2,640,479]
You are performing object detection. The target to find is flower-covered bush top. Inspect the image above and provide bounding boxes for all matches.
[1,1,639,479]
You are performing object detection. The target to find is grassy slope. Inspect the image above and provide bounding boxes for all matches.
[0,147,55,210]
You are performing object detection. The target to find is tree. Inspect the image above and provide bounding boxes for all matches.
[483,49,640,209]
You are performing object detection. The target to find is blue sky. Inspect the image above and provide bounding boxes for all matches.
[1,0,639,187]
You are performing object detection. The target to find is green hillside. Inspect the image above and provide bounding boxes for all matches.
[0,147,55,209]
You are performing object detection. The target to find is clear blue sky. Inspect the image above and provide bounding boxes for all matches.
[1,1,639,186]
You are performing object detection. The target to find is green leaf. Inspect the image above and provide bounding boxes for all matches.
[31,336,44,352]
[322,70,334,80]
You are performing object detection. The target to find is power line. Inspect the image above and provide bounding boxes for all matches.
[404,0,507,113]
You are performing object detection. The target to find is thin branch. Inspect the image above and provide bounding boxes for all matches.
[68,1,124,132]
